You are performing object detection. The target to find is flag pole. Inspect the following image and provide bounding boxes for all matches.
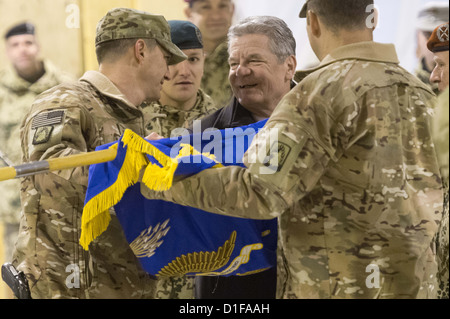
[0,148,117,182]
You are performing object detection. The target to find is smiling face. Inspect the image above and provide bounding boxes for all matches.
[160,48,205,110]
[228,34,295,118]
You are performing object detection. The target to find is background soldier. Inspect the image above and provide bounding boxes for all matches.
[143,20,217,140]
[429,22,450,92]
[184,0,234,107]
[414,2,448,93]
[12,8,186,299]
[145,0,443,298]
[142,20,216,299]
[428,22,449,299]
[0,22,73,274]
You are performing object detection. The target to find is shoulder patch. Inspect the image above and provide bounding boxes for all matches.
[264,141,292,172]
[33,126,54,145]
[31,110,65,129]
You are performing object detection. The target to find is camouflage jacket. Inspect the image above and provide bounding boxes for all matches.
[13,71,156,299]
[432,88,449,299]
[201,40,233,108]
[142,41,444,299]
[0,61,74,224]
[142,89,217,138]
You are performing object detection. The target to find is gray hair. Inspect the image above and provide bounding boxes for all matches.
[228,16,296,63]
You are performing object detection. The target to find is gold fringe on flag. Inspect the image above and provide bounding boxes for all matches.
[80,130,222,251]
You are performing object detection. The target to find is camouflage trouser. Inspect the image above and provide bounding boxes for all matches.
[2,223,19,262]
[155,276,195,299]
[437,190,449,299]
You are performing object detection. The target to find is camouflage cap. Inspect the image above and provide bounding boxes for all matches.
[95,8,187,65]
[428,22,449,52]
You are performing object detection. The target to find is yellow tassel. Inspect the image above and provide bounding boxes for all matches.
[80,130,149,250]
[80,129,224,250]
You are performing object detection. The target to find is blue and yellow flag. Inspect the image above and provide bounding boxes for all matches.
[80,120,277,277]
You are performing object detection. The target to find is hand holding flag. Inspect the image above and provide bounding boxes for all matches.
[81,121,278,277]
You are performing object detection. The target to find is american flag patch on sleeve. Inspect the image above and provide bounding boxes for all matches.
[31,110,65,129]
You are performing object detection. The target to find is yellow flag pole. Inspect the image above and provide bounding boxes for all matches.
[0,148,117,182]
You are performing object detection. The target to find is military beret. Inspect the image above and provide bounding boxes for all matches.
[417,2,449,32]
[169,20,203,50]
[95,8,187,65]
[4,22,35,39]
[427,22,449,52]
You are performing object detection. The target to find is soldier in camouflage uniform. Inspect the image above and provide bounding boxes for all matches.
[428,23,449,299]
[184,0,234,107]
[143,20,217,140]
[433,88,449,299]
[143,0,444,299]
[414,2,448,94]
[12,8,186,299]
[142,20,216,299]
[0,22,74,265]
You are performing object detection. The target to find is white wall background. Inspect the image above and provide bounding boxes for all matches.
[233,0,449,72]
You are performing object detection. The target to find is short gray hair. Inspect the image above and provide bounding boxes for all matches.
[228,16,296,63]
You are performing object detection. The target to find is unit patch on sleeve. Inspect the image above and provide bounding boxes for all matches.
[31,110,65,145]
[264,141,292,172]
[33,126,54,145]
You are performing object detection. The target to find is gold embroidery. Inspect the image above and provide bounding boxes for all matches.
[157,231,237,277]
[130,219,170,258]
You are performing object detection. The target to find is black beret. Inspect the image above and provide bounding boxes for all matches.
[5,22,35,39]
[168,20,203,50]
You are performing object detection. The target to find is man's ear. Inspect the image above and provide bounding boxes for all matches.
[307,10,321,38]
[284,55,297,81]
[134,39,146,63]
[230,2,235,15]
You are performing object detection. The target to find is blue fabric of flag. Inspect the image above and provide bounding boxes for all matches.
[81,120,278,278]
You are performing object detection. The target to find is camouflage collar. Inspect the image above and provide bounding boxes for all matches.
[0,60,60,94]
[206,40,228,59]
[157,89,209,114]
[295,41,400,81]
[322,41,399,65]
[80,71,137,110]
